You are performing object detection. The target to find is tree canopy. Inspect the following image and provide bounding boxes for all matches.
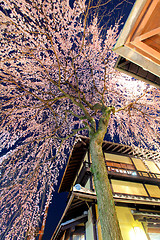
[0,0,159,239]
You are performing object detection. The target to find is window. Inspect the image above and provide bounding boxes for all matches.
[73,234,85,240]
[132,158,147,172]
[111,179,148,196]
[145,161,160,174]
[145,184,160,198]
[72,226,85,240]
[104,153,132,164]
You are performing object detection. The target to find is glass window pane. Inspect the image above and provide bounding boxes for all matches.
[111,179,148,196]
[132,158,147,172]
[145,184,160,198]
[145,161,160,174]
[104,153,132,164]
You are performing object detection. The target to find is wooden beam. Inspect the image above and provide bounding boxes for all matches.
[134,27,160,42]
[130,40,160,61]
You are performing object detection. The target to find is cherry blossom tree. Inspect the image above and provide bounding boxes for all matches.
[0,0,159,239]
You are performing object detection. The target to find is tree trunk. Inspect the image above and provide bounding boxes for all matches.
[89,108,122,240]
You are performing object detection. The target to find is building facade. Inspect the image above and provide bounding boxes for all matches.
[52,136,160,240]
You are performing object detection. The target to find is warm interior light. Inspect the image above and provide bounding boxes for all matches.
[129,227,148,240]
[133,227,148,240]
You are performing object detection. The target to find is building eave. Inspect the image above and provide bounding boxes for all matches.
[114,0,148,49]
[59,136,160,193]
[51,190,97,240]
[113,0,160,86]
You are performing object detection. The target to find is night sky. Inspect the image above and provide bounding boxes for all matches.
[43,0,136,239]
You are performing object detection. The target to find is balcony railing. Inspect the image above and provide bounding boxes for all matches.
[82,161,160,184]
[106,165,160,180]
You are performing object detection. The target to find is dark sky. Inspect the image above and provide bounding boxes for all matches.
[43,0,136,239]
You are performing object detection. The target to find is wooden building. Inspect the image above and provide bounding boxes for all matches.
[52,136,160,240]
[114,0,160,87]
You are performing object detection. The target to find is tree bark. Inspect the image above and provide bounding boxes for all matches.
[89,107,122,240]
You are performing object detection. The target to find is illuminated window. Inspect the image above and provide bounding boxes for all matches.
[73,235,85,240]
[104,153,132,164]
[145,161,160,174]
[145,184,160,198]
[132,158,147,172]
[72,226,85,240]
[111,179,148,196]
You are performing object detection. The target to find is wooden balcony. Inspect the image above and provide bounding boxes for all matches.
[107,165,160,185]
[76,160,160,186]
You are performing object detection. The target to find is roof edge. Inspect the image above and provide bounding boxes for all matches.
[114,0,148,50]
